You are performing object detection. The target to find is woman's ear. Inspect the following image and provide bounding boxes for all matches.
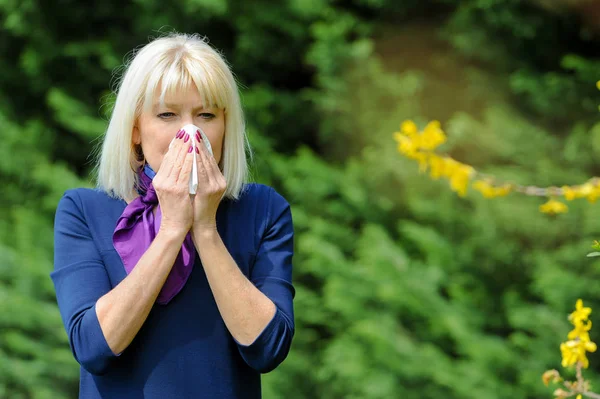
[132,125,141,145]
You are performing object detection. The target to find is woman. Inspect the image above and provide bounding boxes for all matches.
[51,33,295,398]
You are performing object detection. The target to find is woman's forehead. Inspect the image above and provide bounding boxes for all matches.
[154,86,201,104]
[148,85,221,110]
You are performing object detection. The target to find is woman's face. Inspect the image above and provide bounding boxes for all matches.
[133,87,225,173]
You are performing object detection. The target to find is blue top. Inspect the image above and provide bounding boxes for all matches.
[51,184,295,399]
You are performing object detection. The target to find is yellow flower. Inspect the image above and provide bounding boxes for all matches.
[428,154,445,180]
[560,339,596,368]
[562,186,577,201]
[419,120,446,151]
[569,299,592,325]
[448,163,474,197]
[426,120,441,129]
[561,183,600,202]
[560,340,578,367]
[540,198,568,215]
[473,180,511,198]
[568,319,591,341]
[587,186,600,203]
[396,136,418,158]
[496,185,512,197]
[586,339,598,352]
[473,180,494,198]
[561,299,597,369]
[400,120,418,137]
[579,182,594,196]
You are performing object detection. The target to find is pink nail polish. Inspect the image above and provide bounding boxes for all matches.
[196,130,203,140]
[176,130,183,139]
[195,146,200,154]
[188,145,193,153]
[184,133,190,143]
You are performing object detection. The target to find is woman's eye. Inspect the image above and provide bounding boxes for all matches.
[158,112,175,119]
[199,113,215,119]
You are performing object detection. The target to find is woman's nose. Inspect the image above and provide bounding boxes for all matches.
[181,116,195,126]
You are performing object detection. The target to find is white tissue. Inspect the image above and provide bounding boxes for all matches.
[169,124,213,194]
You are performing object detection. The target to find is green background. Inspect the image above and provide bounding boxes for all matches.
[1,0,600,397]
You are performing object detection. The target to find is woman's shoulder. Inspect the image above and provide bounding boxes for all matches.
[224,183,291,231]
[237,183,290,209]
[57,187,126,215]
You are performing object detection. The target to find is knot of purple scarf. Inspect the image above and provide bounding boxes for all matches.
[112,165,196,305]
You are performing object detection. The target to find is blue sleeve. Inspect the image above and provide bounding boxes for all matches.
[235,187,296,373]
[51,190,118,375]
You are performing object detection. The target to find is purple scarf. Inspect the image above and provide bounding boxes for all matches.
[113,165,195,305]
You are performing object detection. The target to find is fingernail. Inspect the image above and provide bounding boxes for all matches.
[176,130,183,139]
[196,130,202,140]
[188,145,193,153]
[195,146,200,154]
[184,133,190,143]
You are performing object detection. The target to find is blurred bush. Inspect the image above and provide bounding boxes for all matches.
[0,0,599,398]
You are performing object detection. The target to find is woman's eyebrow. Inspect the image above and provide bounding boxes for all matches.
[154,102,212,111]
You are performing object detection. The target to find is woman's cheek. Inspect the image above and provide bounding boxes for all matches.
[215,147,223,165]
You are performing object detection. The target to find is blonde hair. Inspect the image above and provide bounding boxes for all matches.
[96,33,250,201]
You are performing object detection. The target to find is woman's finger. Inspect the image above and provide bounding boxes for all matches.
[195,144,209,185]
[195,131,218,182]
[205,145,221,176]
[178,142,195,186]
[157,129,184,180]
[195,134,226,200]
[169,130,192,180]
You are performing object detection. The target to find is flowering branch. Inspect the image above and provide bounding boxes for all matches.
[393,81,600,215]
[543,298,598,399]
[392,120,600,215]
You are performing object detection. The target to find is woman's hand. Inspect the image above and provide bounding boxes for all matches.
[192,129,226,234]
[153,129,195,237]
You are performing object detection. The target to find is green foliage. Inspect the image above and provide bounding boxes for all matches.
[0,0,599,398]
[442,0,600,122]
